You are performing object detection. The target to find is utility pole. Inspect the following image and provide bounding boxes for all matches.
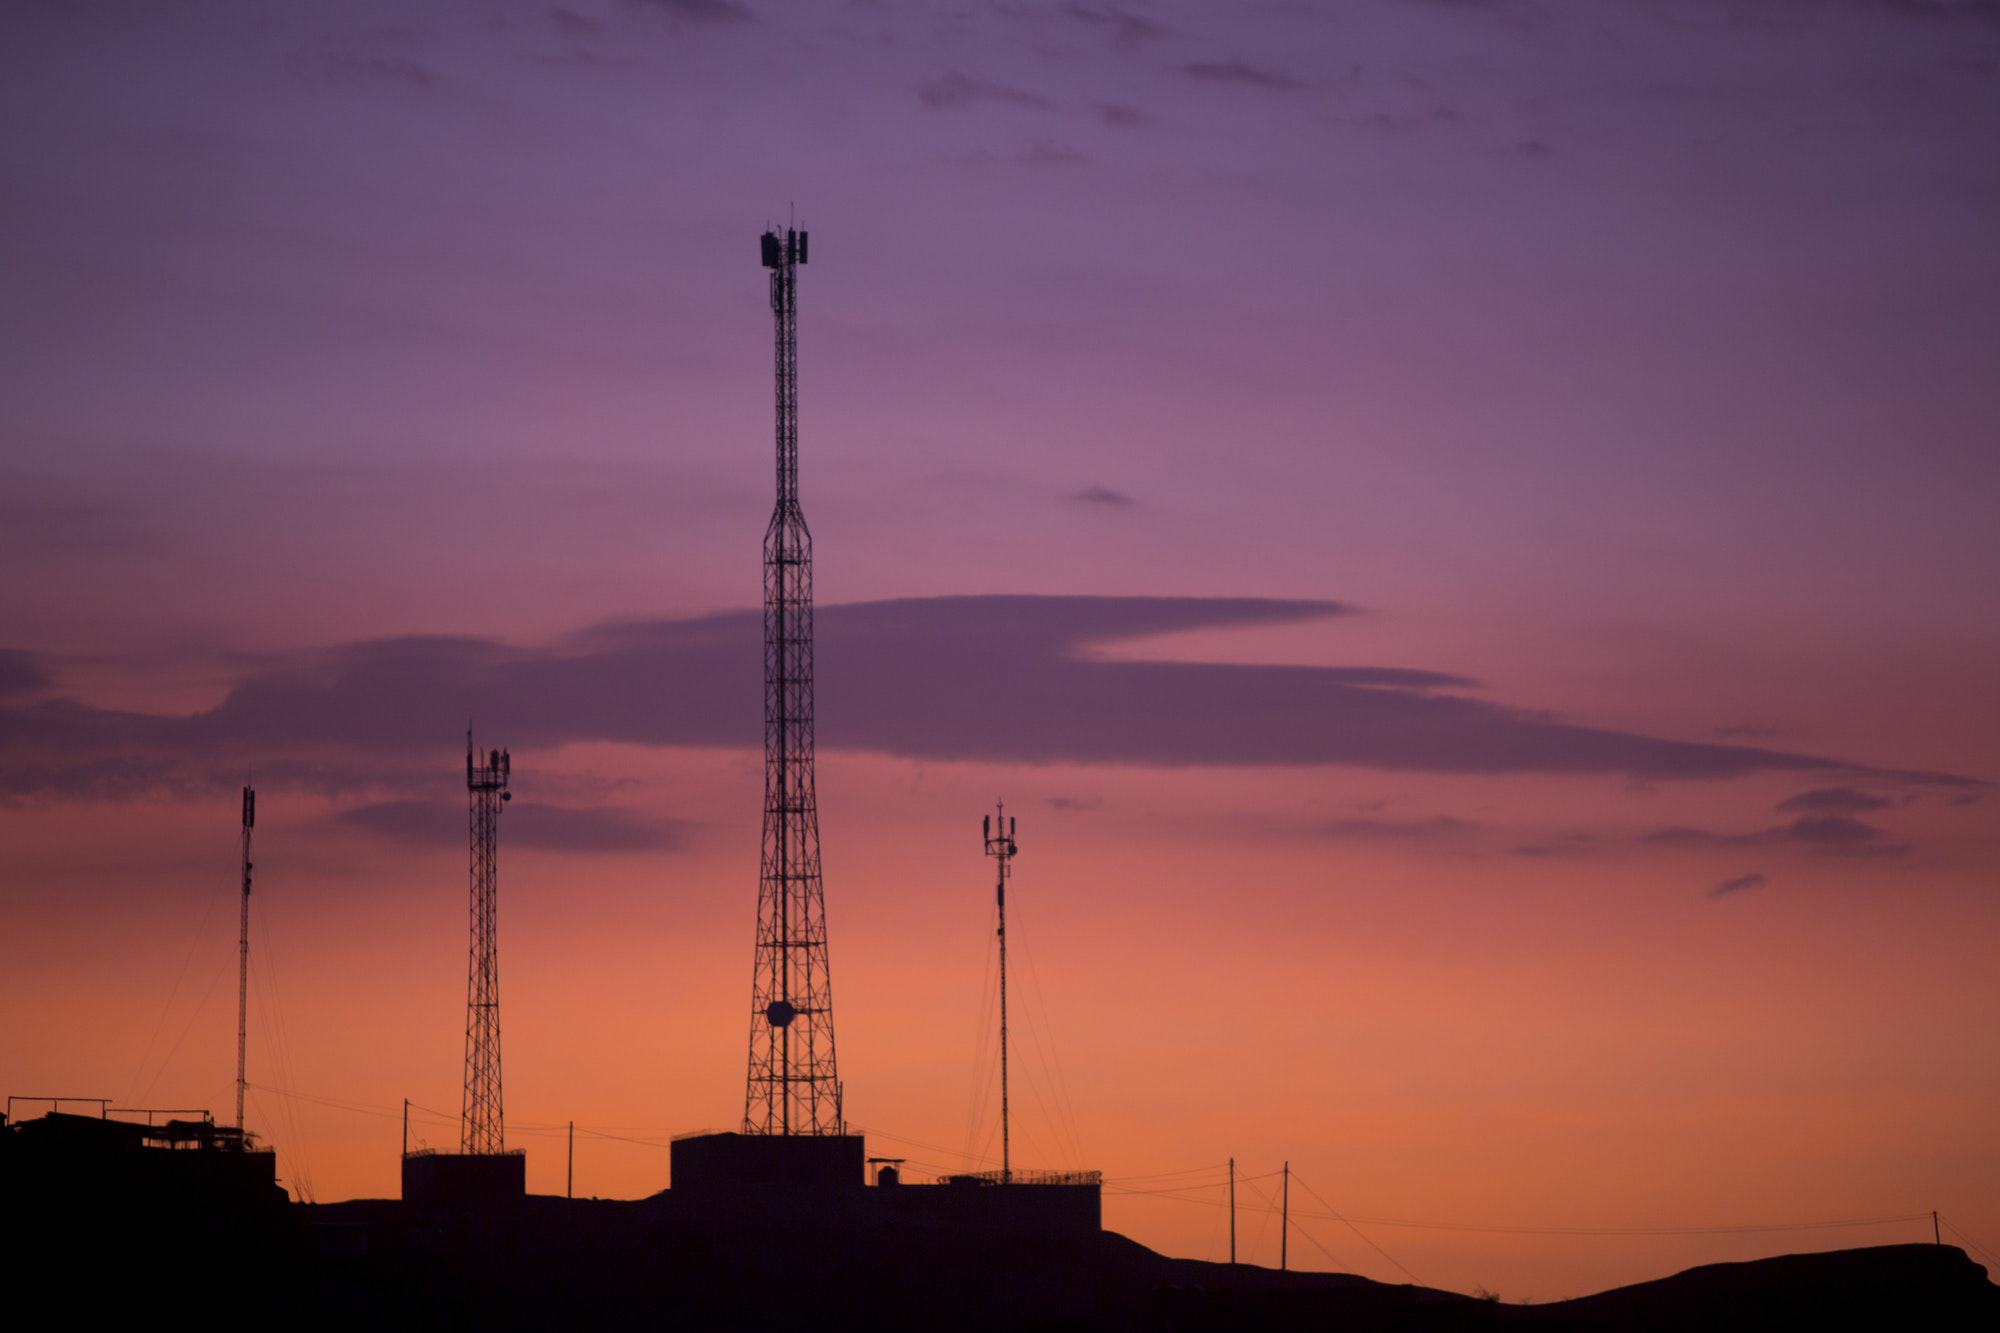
[235,783,254,1136]
[1228,1157,1236,1264]
[462,732,511,1154]
[983,803,1018,1182]
[1934,1210,1941,1245]
[568,1121,575,1199]
[744,221,842,1137]
[402,1098,409,1158]
[1281,1161,1290,1272]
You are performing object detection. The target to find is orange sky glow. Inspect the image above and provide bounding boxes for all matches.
[4,0,1999,1304]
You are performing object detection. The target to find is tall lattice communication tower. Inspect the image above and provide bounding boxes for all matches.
[235,783,254,1135]
[743,224,844,1137]
[463,733,510,1154]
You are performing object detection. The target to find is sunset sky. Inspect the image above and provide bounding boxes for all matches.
[3,0,1997,1302]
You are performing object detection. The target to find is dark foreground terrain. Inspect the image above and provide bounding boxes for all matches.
[7,1190,1995,1330]
[5,1117,1993,1330]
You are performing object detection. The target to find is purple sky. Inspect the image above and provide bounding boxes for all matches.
[3,0,1998,1296]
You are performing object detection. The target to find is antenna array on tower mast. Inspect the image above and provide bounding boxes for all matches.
[462,733,510,1155]
[743,224,844,1137]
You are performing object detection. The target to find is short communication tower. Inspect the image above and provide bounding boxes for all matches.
[984,802,1018,1183]
[463,732,511,1154]
[235,783,254,1135]
[742,224,845,1137]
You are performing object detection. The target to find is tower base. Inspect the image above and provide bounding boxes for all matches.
[401,1150,525,1213]
[670,1132,863,1190]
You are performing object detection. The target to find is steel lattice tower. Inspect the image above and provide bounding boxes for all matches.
[743,225,844,1137]
[462,732,510,1154]
[235,783,254,1135]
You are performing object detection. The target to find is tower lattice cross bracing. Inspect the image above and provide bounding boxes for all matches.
[744,225,844,1137]
[463,733,510,1155]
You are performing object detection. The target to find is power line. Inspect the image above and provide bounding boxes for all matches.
[1286,1212,1352,1274]
[1106,1182,1243,1200]
[1940,1216,2000,1269]
[1016,930,1088,1167]
[1110,1162,1236,1182]
[135,952,232,1106]
[1285,1207,1935,1238]
[1290,1170,1424,1284]
[1236,1167,1317,1268]
[1096,1161,1935,1251]
[124,852,232,1106]
[247,1082,715,1151]
[960,898,1001,1167]
[251,906,316,1200]
[132,1087,1967,1261]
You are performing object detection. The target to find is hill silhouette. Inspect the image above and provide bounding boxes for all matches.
[6,1112,1994,1329]
[1143,1240,1997,1331]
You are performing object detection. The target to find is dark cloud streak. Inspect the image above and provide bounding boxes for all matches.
[0,596,1972,802]
[919,72,1050,109]
[1641,814,1913,859]
[1060,3,1172,49]
[1710,871,1768,898]
[332,798,688,853]
[1776,786,1893,815]
[634,0,752,23]
[1181,60,1302,90]
[0,651,51,700]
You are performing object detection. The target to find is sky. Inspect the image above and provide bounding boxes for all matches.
[3,0,1998,1302]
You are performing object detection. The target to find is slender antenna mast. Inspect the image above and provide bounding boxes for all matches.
[235,782,254,1135]
[463,731,511,1154]
[744,222,843,1136]
[1281,1160,1291,1271]
[983,802,1018,1182]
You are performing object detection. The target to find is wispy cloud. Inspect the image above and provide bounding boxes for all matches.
[293,52,439,90]
[1775,786,1893,816]
[1072,483,1134,506]
[0,651,50,700]
[1642,814,1913,859]
[1060,3,1173,49]
[1018,139,1090,166]
[1181,60,1302,90]
[634,0,752,23]
[1510,832,1601,858]
[919,72,1050,110]
[1710,871,1768,898]
[1312,814,1481,840]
